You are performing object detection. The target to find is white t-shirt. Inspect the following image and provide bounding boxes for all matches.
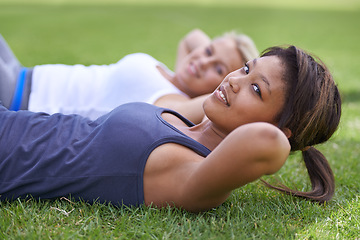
[29,53,185,120]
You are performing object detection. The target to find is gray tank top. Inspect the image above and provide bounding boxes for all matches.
[0,102,210,206]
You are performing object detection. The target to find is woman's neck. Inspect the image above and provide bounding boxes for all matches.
[188,120,226,151]
[156,65,174,82]
[156,65,190,97]
[162,112,224,151]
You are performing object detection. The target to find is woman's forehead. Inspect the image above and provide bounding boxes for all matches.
[252,56,284,82]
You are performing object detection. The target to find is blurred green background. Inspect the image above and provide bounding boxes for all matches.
[0,0,359,94]
[0,0,359,238]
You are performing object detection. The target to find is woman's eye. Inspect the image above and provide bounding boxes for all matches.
[216,66,223,75]
[252,84,262,98]
[244,64,249,74]
[205,47,212,56]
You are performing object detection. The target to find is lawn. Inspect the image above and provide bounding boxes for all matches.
[0,0,359,239]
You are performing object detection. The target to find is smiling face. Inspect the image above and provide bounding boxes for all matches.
[174,37,244,98]
[203,55,287,135]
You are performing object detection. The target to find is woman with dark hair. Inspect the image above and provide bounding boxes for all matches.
[0,45,341,212]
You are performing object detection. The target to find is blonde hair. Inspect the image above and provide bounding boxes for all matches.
[217,31,259,63]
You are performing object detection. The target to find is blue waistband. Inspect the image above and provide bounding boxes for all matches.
[9,68,28,111]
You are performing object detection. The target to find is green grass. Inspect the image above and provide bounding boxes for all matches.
[0,1,359,239]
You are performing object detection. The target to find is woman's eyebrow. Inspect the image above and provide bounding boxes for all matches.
[252,58,271,95]
[212,41,229,72]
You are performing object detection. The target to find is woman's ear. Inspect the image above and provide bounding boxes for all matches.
[282,128,292,139]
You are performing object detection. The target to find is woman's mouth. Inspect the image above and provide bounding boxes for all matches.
[216,86,229,106]
[188,63,199,78]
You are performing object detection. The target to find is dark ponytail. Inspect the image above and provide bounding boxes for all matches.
[263,147,335,202]
[302,147,335,202]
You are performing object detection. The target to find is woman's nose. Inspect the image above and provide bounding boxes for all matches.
[199,57,214,69]
[228,76,242,93]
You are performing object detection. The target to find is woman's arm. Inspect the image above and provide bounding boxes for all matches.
[175,29,211,71]
[181,122,291,212]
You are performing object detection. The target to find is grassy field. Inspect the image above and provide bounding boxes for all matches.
[0,0,359,239]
